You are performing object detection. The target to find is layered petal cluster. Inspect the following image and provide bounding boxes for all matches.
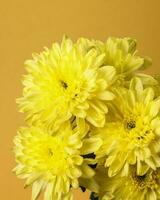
[82,38,151,78]
[103,37,147,76]
[93,77,160,177]
[13,120,102,200]
[95,166,160,200]
[17,37,116,129]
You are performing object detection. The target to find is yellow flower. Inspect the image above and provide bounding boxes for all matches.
[17,37,116,129]
[93,77,160,177]
[104,37,150,77]
[78,37,153,86]
[95,166,160,200]
[13,119,102,200]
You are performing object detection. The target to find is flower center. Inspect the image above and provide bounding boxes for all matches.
[31,136,69,175]
[48,148,54,156]
[126,120,136,130]
[131,170,160,190]
[123,115,154,146]
[60,80,68,89]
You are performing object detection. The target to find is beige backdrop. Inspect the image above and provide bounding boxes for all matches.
[0,0,160,199]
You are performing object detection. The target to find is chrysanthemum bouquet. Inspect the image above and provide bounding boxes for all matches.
[13,36,160,200]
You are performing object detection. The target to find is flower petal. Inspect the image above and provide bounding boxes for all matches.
[81,138,102,155]
[31,180,44,200]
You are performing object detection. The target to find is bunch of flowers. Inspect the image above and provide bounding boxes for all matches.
[13,36,160,200]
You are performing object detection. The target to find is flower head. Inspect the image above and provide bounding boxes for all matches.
[17,37,116,129]
[93,77,160,176]
[13,119,102,200]
[96,37,152,87]
[95,166,160,200]
[78,37,152,86]
[103,37,150,76]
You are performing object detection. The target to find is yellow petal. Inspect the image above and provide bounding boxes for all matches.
[44,182,54,200]
[86,107,105,127]
[71,178,79,189]
[149,98,160,117]
[142,88,154,105]
[79,177,99,193]
[130,77,143,93]
[31,180,44,200]
[81,138,102,155]
[72,155,83,165]
[97,91,115,100]
[137,159,149,175]
[98,65,116,84]
[81,164,95,178]
[146,190,156,200]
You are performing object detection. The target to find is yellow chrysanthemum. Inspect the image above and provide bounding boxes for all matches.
[17,37,116,129]
[95,166,160,200]
[78,37,153,87]
[93,77,160,177]
[103,37,151,80]
[13,120,102,200]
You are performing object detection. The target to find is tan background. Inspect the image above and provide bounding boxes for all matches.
[0,0,160,199]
